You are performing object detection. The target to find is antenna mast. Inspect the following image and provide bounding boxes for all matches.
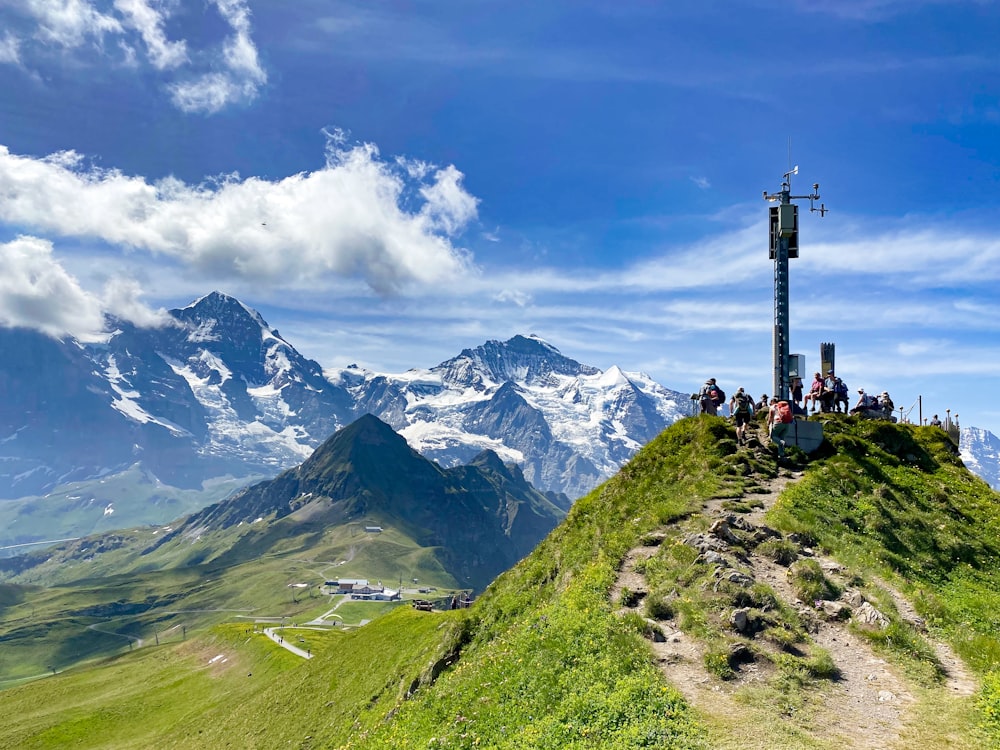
[763,166,827,401]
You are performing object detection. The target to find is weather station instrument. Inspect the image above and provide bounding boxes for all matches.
[762,165,827,402]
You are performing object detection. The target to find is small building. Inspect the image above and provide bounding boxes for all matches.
[327,578,368,595]
[364,526,383,533]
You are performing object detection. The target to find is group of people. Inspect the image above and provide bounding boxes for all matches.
[696,369,900,454]
[695,379,793,447]
[850,388,896,420]
[803,370,850,414]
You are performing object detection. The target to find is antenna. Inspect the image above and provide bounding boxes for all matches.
[762,165,829,401]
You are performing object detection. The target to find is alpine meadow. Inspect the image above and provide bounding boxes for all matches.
[2,413,999,748]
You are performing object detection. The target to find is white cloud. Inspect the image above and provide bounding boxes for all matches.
[0,32,21,65]
[11,0,264,114]
[419,165,480,235]
[690,176,711,190]
[0,139,477,295]
[0,236,107,340]
[26,0,123,48]
[114,0,187,70]
[168,0,265,113]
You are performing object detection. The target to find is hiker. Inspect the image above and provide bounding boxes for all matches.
[880,392,895,421]
[767,398,794,457]
[729,387,754,444]
[820,370,838,413]
[929,414,942,427]
[833,377,850,414]
[790,378,803,407]
[805,372,824,413]
[851,388,875,414]
[755,394,769,412]
[698,378,724,416]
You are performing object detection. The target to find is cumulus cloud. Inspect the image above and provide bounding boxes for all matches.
[0,138,477,295]
[0,236,108,340]
[10,0,264,113]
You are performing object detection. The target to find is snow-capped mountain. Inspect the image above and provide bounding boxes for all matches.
[960,427,1000,490]
[0,293,692,507]
[0,292,354,500]
[5,289,994,544]
[332,334,694,499]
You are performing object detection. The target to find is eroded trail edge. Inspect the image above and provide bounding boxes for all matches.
[612,469,977,749]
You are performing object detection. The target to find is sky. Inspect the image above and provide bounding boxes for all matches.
[0,1,998,435]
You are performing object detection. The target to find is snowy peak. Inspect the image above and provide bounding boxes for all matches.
[334,335,695,499]
[960,427,1000,490]
[182,291,270,333]
[433,334,600,390]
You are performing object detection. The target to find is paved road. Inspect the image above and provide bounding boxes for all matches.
[262,627,313,659]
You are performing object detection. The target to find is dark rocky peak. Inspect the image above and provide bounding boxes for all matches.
[163,292,297,385]
[433,334,599,390]
[467,448,510,475]
[176,291,269,331]
[297,414,442,488]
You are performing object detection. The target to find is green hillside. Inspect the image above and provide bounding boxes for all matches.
[2,415,999,748]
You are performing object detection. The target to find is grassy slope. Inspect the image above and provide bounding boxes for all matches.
[0,521,459,682]
[0,467,252,551]
[2,416,1000,748]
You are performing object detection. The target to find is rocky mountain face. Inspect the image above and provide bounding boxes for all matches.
[0,293,692,512]
[960,426,1000,490]
[334,335,693,498]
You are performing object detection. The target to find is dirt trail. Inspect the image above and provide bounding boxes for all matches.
[614,463,978,749]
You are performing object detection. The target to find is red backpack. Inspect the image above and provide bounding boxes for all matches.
[774,401,793,424]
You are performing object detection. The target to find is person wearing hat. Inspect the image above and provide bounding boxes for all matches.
[852,388,872,414]
[880,391,895,420]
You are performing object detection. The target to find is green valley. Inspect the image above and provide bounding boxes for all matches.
[2,414,999,748]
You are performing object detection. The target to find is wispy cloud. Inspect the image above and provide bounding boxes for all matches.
[0,31,21,65]
[115,0,188,70]
[6,0,265,113]
[26,0,123,47]
[168,0,266,113]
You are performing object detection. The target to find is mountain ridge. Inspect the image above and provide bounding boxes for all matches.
[2,291,998,551]
[6,414,566,594]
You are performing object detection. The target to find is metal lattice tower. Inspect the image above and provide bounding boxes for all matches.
[763,167,826,401]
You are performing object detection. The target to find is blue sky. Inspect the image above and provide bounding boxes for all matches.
[1,1,998,435]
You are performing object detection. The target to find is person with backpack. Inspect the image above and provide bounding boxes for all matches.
[698,378,724,416]
[833,377,850,413]
[767,398,795,457]
[729,387,754,444]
